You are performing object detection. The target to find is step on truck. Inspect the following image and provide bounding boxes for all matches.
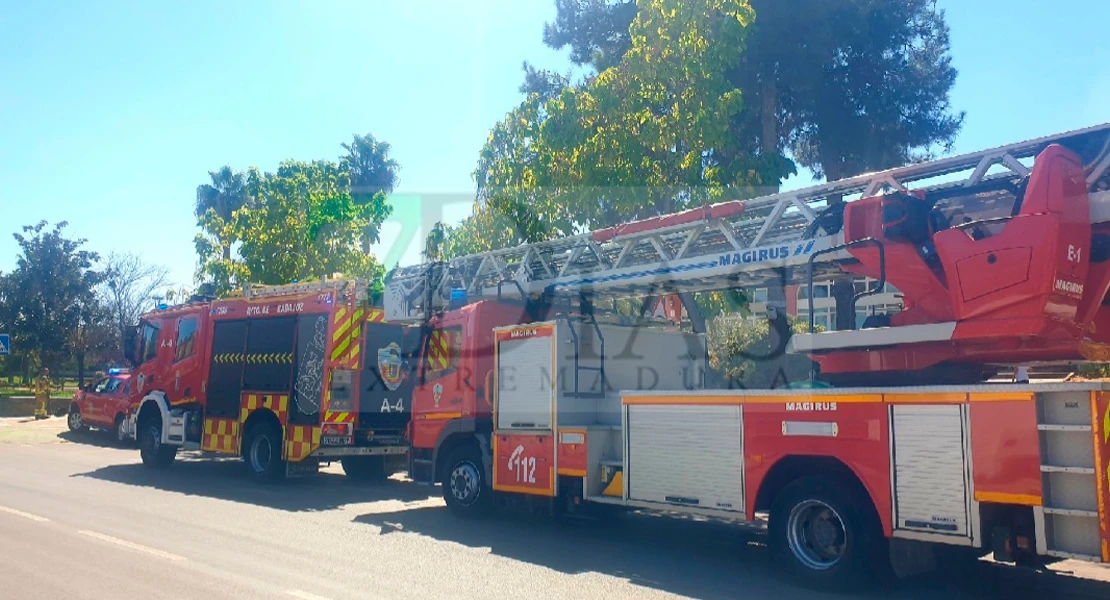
[123,279,412,481]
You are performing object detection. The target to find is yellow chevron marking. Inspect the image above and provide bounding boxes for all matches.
[1104,401,1109,444]
[331,335,352,362]
[334,306,348,323]
[333,314,353,342]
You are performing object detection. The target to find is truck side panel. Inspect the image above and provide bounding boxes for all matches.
[743,396,893,535]
[969,393,1042,506]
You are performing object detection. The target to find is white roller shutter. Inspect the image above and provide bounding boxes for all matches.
[496,336,554,430]
[626,404,744,513]
[891,404,970,536]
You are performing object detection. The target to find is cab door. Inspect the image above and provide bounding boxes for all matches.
[411,318,468,449]
[81,378,112,426]
[102,378,130,423]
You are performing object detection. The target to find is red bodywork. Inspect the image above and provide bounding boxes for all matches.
[73,373,132,429]
[128,286,372,460]
[815,144,1110,375]
[410,301,526,455]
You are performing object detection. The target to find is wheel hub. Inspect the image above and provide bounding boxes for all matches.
[787,499,847,571]
[68,411,81,430]
[450,462,480,506]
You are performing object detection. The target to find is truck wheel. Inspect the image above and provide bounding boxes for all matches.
[769,476,883,592]
[442,445,491,518]
[67,406,87,432]
[342,456,387,482]
[244,422,285,483]
[139,416,176,468]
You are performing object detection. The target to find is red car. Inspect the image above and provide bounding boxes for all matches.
[68,369,132,444]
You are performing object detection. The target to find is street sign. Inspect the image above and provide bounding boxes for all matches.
[0,334,8,356]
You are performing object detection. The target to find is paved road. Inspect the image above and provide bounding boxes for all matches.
[1,418,1108,600]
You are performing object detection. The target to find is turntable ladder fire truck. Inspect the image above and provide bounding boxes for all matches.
[124,278,411,482]
[383,122,1110,589]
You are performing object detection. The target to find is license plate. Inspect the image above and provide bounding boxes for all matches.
[286,460,319,478]
[321,435,353,446]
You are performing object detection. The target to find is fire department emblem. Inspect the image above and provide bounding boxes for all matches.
[433,383,443,407]
[377,342,404,392]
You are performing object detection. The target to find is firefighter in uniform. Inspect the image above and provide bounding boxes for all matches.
[33,368,52,420]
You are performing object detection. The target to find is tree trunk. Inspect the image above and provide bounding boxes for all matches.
[77,353,86,388]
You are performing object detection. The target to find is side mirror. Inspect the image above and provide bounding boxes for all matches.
[123,326,140,365]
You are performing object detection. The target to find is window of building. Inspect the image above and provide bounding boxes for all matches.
[798,307,834,331]
[175,317,198,362]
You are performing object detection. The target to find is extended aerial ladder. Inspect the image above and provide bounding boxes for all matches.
[385,122,1110,384]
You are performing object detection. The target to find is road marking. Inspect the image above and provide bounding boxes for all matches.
[0,505,50,522]
[287,591,334,600]
[77,530,186,561]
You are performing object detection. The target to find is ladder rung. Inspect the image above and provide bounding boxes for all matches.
[1040,465,1095,474]
[1043,507,1099,517]
[1037,424,1092,432]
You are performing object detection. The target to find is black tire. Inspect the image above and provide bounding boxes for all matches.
[342,456,387,482]
[138,416,176,468]
[67,406,88,432]
[243,422,285,483]
[768,476,886,592]
[441,445,492,518]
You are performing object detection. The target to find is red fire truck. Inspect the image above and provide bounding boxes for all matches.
[376,122,1110,589]
[125,122,1110,589]
[122,279,413,481]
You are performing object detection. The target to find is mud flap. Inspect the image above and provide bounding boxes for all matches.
[286,458,320,478]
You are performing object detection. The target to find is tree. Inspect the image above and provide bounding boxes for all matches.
[66,300,116,386]
[101,252,170,356]
[195,166,249,260]
[195,135,399,296]
[341,133,400,253]
[533,0,963,181]
[0,221,107,378]
[233,160,392,292]
[706,314,815,388]
[459,0,790,260]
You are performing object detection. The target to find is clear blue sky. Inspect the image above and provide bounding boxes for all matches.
[2,0,1109,290]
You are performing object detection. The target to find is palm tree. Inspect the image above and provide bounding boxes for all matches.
[341,133,400,202]
[195,166,248,260]
[341,134,400,254]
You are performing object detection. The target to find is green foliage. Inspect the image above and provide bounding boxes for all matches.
[533,0,963,180]
[238,160,390,289]
[446,0,793,259]
[0,221,110,372]
[194,134,398,297]
[706,314,816,388]
[195,166,249,261]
